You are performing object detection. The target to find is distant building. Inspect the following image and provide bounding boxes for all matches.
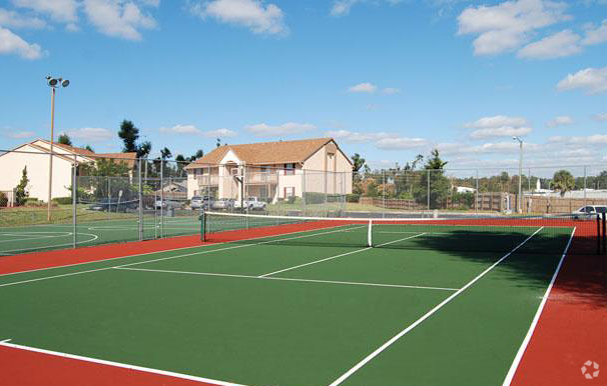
[184,138,353,202]
[0,140,136,202]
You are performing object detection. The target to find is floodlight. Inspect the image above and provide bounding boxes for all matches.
[62,79,70,87]
[48,78,59,87]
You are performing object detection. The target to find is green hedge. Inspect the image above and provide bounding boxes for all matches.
[53,197,73,205]
[346,194,360,203]
[303,192,325,204]
[0,192,7,207]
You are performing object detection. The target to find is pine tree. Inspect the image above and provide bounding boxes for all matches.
[14,166,29,206]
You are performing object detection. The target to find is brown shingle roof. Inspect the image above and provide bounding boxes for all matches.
[94,152,138,168]
[36,139,95,156]
[185,138,351,169]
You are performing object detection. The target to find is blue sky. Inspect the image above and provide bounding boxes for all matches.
[0,0,606,170]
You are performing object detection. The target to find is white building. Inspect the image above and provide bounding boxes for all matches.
[0,140,136,204]
[184,138,353,202]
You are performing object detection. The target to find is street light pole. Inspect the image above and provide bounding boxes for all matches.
[47,86,55,221]
[513,136,523,214]
[46,76,70,222]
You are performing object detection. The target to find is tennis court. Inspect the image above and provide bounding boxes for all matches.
[0,213,602,386]
[0,216,201,256]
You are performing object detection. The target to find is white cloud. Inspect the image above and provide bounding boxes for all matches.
[348,82,377,93]
[465,115,528,129]
[160,124,202,134]
[382,87,401,95]
[582,19,607,45]
[331,0,358,16]
[204,128,237,137]
[83,0,156,40]
[470,126,532,139]
[457,0,570,55]
[375,137,427,150]
[465,115,531,139]
[0,8,46,28]
[65,127,113,142]
[0,26,43,59]
[557,67,607,94]
[13,0,79,23]
[325,130,388,143]
[7,130,35,139]
[191,0,288,36]
[517,29,582,59]
[546,115,574,127]
[245,122,316,136]
[330,0,402,16]
[594,113,607,121]
[548,134,607,145]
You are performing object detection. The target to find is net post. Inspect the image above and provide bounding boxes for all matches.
[427,169,430,212]
[72,154,77,249]
[367,219,373,247]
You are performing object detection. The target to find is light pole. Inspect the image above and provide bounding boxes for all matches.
[512,136,523,214]
[46,76,70,221]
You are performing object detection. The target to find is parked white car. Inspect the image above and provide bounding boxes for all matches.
[234,197,267,211]
[572,205,607,219]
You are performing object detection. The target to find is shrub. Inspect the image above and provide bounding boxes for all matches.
[286,196,296,204]
[0,192,7,207]
[303,192,325,204]
[346,194,360,203]
[53,197,73,205]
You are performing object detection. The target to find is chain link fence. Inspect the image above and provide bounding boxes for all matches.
[1,147,607,255]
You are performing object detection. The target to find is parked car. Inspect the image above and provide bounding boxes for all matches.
[234,197,267,211]
[190,196,213,211]
[154,199,183,210]
[211,198,235,211]
[88,198,138,212]
[572,205,607,219]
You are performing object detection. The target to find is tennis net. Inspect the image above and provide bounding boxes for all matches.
[202,212,605,255]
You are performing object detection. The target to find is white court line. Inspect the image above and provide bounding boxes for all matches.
[501,227,576,386]
[0,232,99,255]
[0,340,249,386]
[0,226,364,287]
[114,266,458,291]
[258,233,427,278]
[0,222,360,278]
[327,226,544,386]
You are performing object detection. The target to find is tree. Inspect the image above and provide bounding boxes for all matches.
[84,145,94,152]
[58,133,72,146]
[137,141,152,158]
[78,159,134,201]
[553,170,575,197]
[351,153,366,172]
[413,149,450,209]
[14,166,29,206]
[118,120,139,152]
[160,147,172,160]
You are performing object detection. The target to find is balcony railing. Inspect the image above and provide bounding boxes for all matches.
[246,172,278,184]
[196,175,219,186]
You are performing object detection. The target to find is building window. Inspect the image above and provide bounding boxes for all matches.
[284,187,295,197]
[284,163,295,175]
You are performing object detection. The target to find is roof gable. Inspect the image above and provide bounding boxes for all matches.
[185,138,351,169]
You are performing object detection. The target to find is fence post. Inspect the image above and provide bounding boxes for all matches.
[302,169,306,216]
[160,159,164,239]
[475,169,479,215]
[382,170,386,218]
[427,169,430,212]
[72,155,77,249]
[584,166,587,209]
[138,159,143,240]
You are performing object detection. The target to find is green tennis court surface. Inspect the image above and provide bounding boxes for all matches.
[0,216,201,255]
[0,219,576,385]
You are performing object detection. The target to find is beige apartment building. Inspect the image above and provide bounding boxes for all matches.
[184,138,353,202]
